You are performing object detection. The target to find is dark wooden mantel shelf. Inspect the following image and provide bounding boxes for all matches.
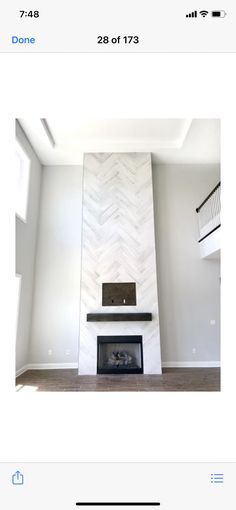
[87,313,152,322]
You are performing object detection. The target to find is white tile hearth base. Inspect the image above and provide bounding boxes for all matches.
[78,153,162,374]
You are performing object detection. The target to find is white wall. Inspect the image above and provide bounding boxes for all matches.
[16,122,42,373]
[24,161,220,369]
[29,165,83,365]
[153,164,220,365]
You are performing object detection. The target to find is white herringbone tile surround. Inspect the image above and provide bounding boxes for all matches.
[78,153,162,374]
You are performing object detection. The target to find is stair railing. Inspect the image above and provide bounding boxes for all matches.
[196,181,221,242]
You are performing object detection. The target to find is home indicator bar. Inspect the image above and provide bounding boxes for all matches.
[76,504,161,507]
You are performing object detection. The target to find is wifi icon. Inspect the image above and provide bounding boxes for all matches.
[200,10,209,17]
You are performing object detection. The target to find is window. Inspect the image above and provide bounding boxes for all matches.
[15,140,30,222]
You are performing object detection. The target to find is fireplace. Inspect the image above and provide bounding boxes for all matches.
[78,153,162,375]
[97,335,143,374]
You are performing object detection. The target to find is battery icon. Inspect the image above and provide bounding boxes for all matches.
[211,10,227,17]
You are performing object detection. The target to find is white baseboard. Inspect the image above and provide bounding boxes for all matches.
[27,363,78,370]
[16,365,28,377]
[16,363,78,376]
[162,361,221,368]
[16,361,220,377]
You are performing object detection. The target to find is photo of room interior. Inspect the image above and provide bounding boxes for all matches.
[15,118,220,391]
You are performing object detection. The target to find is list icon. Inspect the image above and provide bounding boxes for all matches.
[211,473,224,484]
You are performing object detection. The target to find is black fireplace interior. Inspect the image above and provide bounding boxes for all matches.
[97,335,143,374]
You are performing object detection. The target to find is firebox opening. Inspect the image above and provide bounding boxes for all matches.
[97,335,143,374]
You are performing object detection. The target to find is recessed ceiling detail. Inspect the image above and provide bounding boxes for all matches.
[18,118,220,166]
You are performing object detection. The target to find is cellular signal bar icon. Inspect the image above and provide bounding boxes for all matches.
[186,10,197,17]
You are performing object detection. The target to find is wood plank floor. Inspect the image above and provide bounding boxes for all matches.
[16,368,220,392]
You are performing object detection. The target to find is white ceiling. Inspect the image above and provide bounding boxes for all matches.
[18,118,220,166]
